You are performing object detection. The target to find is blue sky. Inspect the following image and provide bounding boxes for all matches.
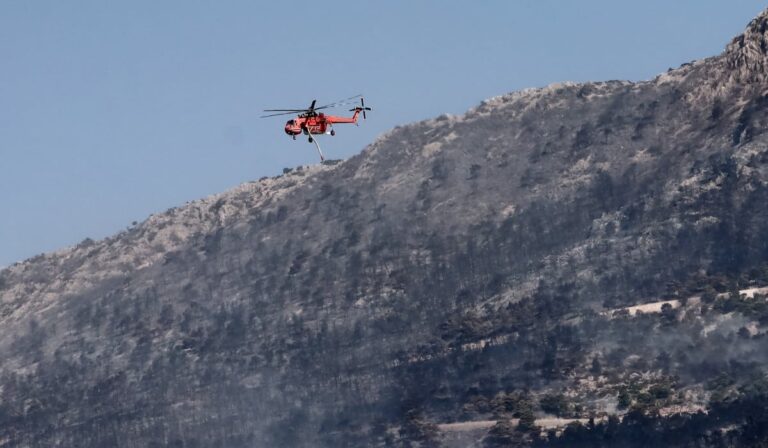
[0,1,764,267]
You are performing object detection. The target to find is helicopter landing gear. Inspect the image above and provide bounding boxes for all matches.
[308,136,314,143]
[292,135,296,140]
[330,129,336,136]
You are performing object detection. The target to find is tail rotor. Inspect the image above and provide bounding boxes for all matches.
[350,97,372,119]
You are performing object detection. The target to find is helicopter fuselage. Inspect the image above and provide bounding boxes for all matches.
[284,110,362,137]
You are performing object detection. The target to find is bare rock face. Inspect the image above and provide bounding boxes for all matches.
[726,9,768,82]
[3,8,768,448]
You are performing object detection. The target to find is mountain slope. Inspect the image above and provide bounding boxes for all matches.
[4,10,768,447]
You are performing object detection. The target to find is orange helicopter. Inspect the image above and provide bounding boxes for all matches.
[261,95,371,161]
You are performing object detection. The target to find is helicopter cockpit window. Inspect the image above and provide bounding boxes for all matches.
[287,120,295,125]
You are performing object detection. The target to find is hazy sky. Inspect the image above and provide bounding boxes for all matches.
[1,1,764,267]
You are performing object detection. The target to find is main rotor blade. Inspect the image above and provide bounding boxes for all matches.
[260,111,305,118]
[262,95,363,118]
[314,94,363,111]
